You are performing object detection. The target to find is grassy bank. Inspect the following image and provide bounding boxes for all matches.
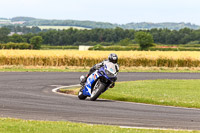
[0,118,198,133]
[1,66,200,73]
[61,80,200,108]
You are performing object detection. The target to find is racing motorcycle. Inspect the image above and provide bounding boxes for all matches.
[78,62,118,101]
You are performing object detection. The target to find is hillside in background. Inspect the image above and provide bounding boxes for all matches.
[0,16,200,30]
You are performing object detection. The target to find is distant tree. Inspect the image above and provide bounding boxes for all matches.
[9,34,26,43]
[135,31,154,50]
[114,27,126,42]
[0,27,10,43]
[31,26,41,33]
[22,33,35,43]
[30,36,43,49]
[118,38,132,46]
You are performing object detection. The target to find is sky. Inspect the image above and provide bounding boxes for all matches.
[1,0,200,25]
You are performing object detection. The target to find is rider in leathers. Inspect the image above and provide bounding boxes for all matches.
[80,53,119,88]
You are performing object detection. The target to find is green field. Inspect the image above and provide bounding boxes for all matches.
[61,79,200,108]
[0,118,198,133]
[28,26,90,30]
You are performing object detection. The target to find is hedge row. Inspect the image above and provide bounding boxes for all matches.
[0,42,30,49]
[41,45,78,50]
[0,43,79,50]
[89,45,138,51]
[89,45,200,51]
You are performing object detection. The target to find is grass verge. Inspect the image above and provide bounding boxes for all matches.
[60,80,200,109]
[1,66,200,73]
[0,118,198,133]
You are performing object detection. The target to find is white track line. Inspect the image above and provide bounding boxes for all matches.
[52,84,80,96]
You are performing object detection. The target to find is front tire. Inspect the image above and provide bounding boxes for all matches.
[78,88,87,100]
[90,80,106,101]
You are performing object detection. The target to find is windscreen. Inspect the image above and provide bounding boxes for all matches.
[104,62,117,75]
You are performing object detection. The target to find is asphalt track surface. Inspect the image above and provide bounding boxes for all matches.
[0,72,200,130]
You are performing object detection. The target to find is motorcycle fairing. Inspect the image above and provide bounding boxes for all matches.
[82,71,99,96]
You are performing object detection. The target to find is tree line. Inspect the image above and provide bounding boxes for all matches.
[0,26,200,45]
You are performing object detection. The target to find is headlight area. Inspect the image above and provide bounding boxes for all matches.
[105,69,114,77]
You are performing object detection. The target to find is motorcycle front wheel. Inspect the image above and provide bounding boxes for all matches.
[90,80,106,101]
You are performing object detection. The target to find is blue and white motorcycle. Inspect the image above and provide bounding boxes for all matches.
[78,62,118,101]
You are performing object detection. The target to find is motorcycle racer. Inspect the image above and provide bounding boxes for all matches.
[80,53,119,88]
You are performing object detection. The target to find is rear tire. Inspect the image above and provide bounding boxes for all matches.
[78,88,87,100]
[90,80,106,101]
